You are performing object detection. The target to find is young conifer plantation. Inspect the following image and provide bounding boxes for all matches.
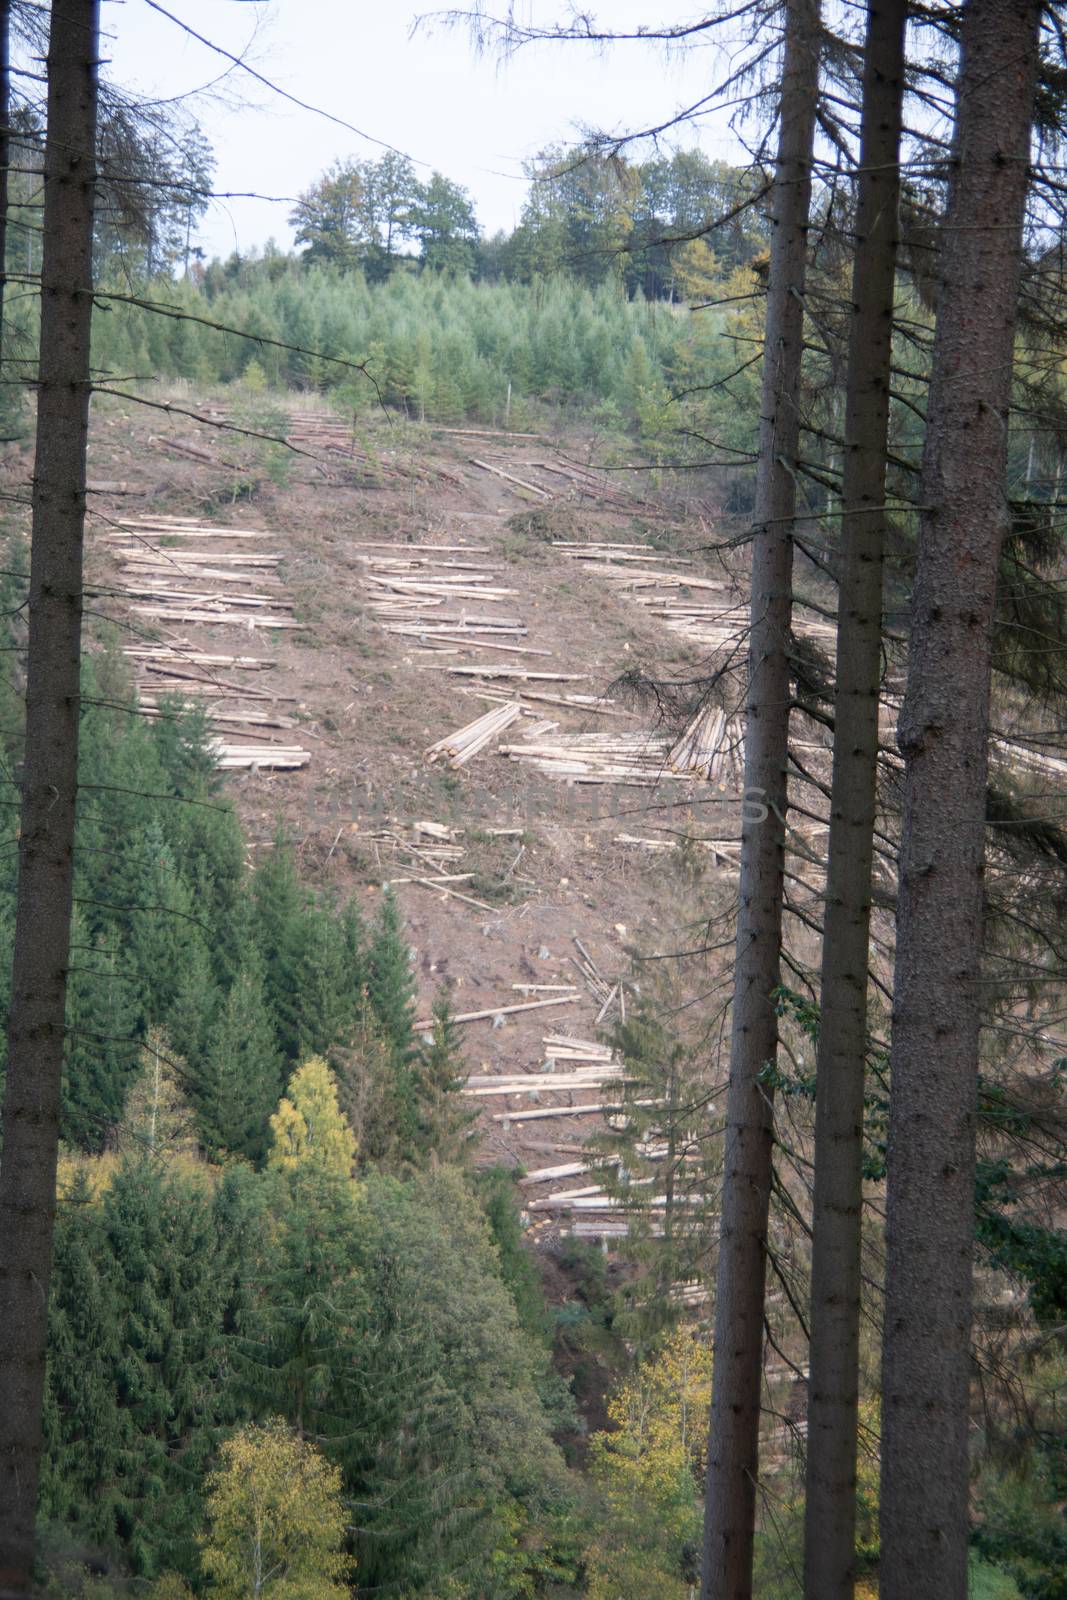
[0,3,1065,1599]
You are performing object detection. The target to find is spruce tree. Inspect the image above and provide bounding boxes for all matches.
[147,704,247,990]
[194,954,283,1163]
[297,905,358,1064]
[40,1176,128,1551]
[112,819,210,1030]
[0,8,100,1579]
[117,1031,198,1161]
[241,1061,368,1441]
[61,921,140,1152]
[41,1160,241,1581]
[97,1159,236,1578]
[164,937,219,1083]
[880,4,1044,1588]
[352,1167,570,1597]
[250,834,311,1063]
[367,888,417,1061]
[333,1006,404,1162]
[704,0,820,1590]
[410,985,474,1166]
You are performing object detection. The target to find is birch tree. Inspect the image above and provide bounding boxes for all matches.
[879,2,1044,1596]
[701,1,820,1594]
[0,3,99,1591]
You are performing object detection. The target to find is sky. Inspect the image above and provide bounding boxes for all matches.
[102,1,754,261]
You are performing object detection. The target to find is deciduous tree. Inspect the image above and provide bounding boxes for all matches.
[199,1419,351,1600]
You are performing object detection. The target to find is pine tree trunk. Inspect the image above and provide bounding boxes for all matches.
[701,1,819,1594]
[879,3,1041,1596]
[802,3,906,1594]
[0,4,99,1592]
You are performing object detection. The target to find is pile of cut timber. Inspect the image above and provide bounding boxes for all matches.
[469,453,654,511]
[461,686,633,719]
[667,702,742,786]
[553,538,835,654]
[104,516,300,630]
[347,820,503,907]
[500,729,675,786]
[360,549,547,666]
[565,941,626,1023]
[100,516,310,772]
[615,832,741,870]
[425,701,523,767]
[285,409,398,477]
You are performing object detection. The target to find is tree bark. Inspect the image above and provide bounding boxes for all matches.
[802,3,906,1595]
[701,2,819,1595]
[879,3,1041,1597]
[0,3,99,1593]
[0,0,10,393]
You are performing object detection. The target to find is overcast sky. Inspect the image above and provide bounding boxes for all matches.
[102,1,752,261]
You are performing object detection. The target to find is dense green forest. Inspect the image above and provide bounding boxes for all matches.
[16,675,1059,1599]
[0,655,784,1599]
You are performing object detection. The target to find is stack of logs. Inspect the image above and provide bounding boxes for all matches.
[101,515,311,771]
[554,538,836,654]
[469,452,655,511]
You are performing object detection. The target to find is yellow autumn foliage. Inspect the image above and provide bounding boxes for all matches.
[200,1418,351,1599]
[587,1325,712,1600]
[268,1056,358,1183]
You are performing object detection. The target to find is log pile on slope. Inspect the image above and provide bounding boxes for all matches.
[100,516,311,771]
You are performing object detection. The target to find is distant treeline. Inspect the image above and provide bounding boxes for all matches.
[282,144,768,298]
[0,139,771,444]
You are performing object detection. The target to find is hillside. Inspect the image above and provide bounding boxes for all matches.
[50,389,751,1223]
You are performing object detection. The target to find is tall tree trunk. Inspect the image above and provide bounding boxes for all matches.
[701,1,819,1594]
[879,3,1041,1597]
[0,4,99,1593]
[0,0,10,395]
[802,3,907,1595]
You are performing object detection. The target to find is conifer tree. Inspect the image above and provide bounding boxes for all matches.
[117,1031,198,1161]
[61,921,140,1151]
[41,1158,239,1579]
[352,1167,570,1596]
[0,7,101,1581]
[596,1001,715,1337]
[194,955,283,1163]
[366,888,417,1061]
[242,1062,368,1442]
[39,1177,127,1552]
[410,984,474,1166]
[164,938,219,1081]
[114,819,210,1029]
[803,1,907,1590]
[297,905,358,1064]
[880,2,1044,1592]
[333,1006,412,1165]
[250,835,310,1063]
[703,1,820,1591]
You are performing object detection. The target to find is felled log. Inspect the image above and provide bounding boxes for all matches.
[415,993,579,1031]
[469,457,550,498]
[425,701,523,768]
